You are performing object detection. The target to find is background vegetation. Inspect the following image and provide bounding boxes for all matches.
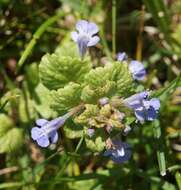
[0,0,180,189]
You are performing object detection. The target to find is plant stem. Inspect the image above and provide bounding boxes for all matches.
[100,26,112,60]
[48,134,84,190]
[17,11,64,72]
[136,6,145,61]
[112,0,116,56]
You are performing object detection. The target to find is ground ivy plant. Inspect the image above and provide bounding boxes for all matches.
[31,20,160,164]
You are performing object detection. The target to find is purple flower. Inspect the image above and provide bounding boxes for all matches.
[31,113,70,147]
[104,140,131,163]
[123,91,160,122]
[117,52,128,62]
[99,97,109,106]
[129,60,146,81]
[87,128,95,137]
[71,20,100,58]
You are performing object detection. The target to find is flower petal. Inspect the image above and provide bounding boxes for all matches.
[37,136,50,147]
[87,36,100,47]
[87,128,95,137]
[147,107,157,121]
[77,36,89,58]
[49,131,59,144]
[76,20,88,33]
[31,127,43,140]
[87,22,99,35]
[135,110,145,121]
[117,52,127,61]
[150,98,160,110]
[134,69,146,80]
[129,60,146,80]
[36,119,48,127]
[71,31,78,42]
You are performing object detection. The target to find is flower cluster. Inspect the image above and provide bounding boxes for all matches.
[31,20,161,165]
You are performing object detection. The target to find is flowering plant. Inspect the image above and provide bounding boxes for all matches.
[31,20,160,164]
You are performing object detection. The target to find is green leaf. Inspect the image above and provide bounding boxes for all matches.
[0,114,23,153]
[55,41,79,58]
[18,91,36,123]
[25,62,39,89]
[81,81,117,103]
[51,82,82,114]
[175,172,181,190]
[39,52,91,90]
[64,122,83,139]
[81,66,116,103]
[0,182,24,189]
[81,62,133,103]
[152,73,181,100]
[153,120,166,176]
[0,114,13,136]
[0,89,20,112]
[143,0,171,43]
[85,129,106,152]
[110,62,133,97]
[84,67,112,87]
[74,104,99,125]
[34,83,57,118]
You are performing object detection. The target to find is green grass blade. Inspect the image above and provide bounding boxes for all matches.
[17,11,64,72]
[175,172,181,190]
[153,120,166,176]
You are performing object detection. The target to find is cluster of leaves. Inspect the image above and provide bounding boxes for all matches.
[38,39,134,152]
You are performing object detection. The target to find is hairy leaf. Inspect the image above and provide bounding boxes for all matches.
[0,114,23,153]
[39,52,91,90]
[110,62,134,97]
[51,82,82,114]
[85,129,106,152]
[64,122,83,139]
[34,83,57,118]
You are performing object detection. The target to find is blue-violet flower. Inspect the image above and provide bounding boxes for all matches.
[87,128,95,138]
[31,113,70,147]
[123,91,160,122]
[104,140,131,163]
[71,20,100,58]
[129,60,146,81]
[117,52,128,62]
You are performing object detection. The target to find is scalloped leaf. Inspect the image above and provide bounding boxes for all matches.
[0,114,23,153]
[51,82,82,114]
[55,41,79,58]
[81,62,133,103]
[110,62,134,97]
[81,81,116,103]
[85,129,106,152]
[39,52,91,90]
[34,83,57,118]
[81,67,117,103]
[64,122,83,139]
[18,92,36,123]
